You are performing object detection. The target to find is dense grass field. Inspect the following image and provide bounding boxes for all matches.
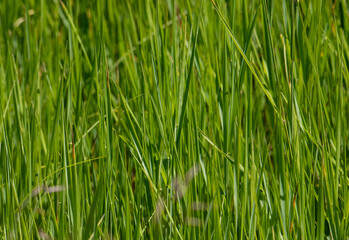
[1,0,349,239]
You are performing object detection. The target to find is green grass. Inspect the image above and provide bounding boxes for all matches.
[1,0,349,239]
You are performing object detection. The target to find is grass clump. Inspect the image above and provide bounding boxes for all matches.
[0,0,348,239]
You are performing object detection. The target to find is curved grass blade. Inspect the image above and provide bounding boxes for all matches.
[59,0,92,71]
[210,0,277,111]
[175,23,199,145]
